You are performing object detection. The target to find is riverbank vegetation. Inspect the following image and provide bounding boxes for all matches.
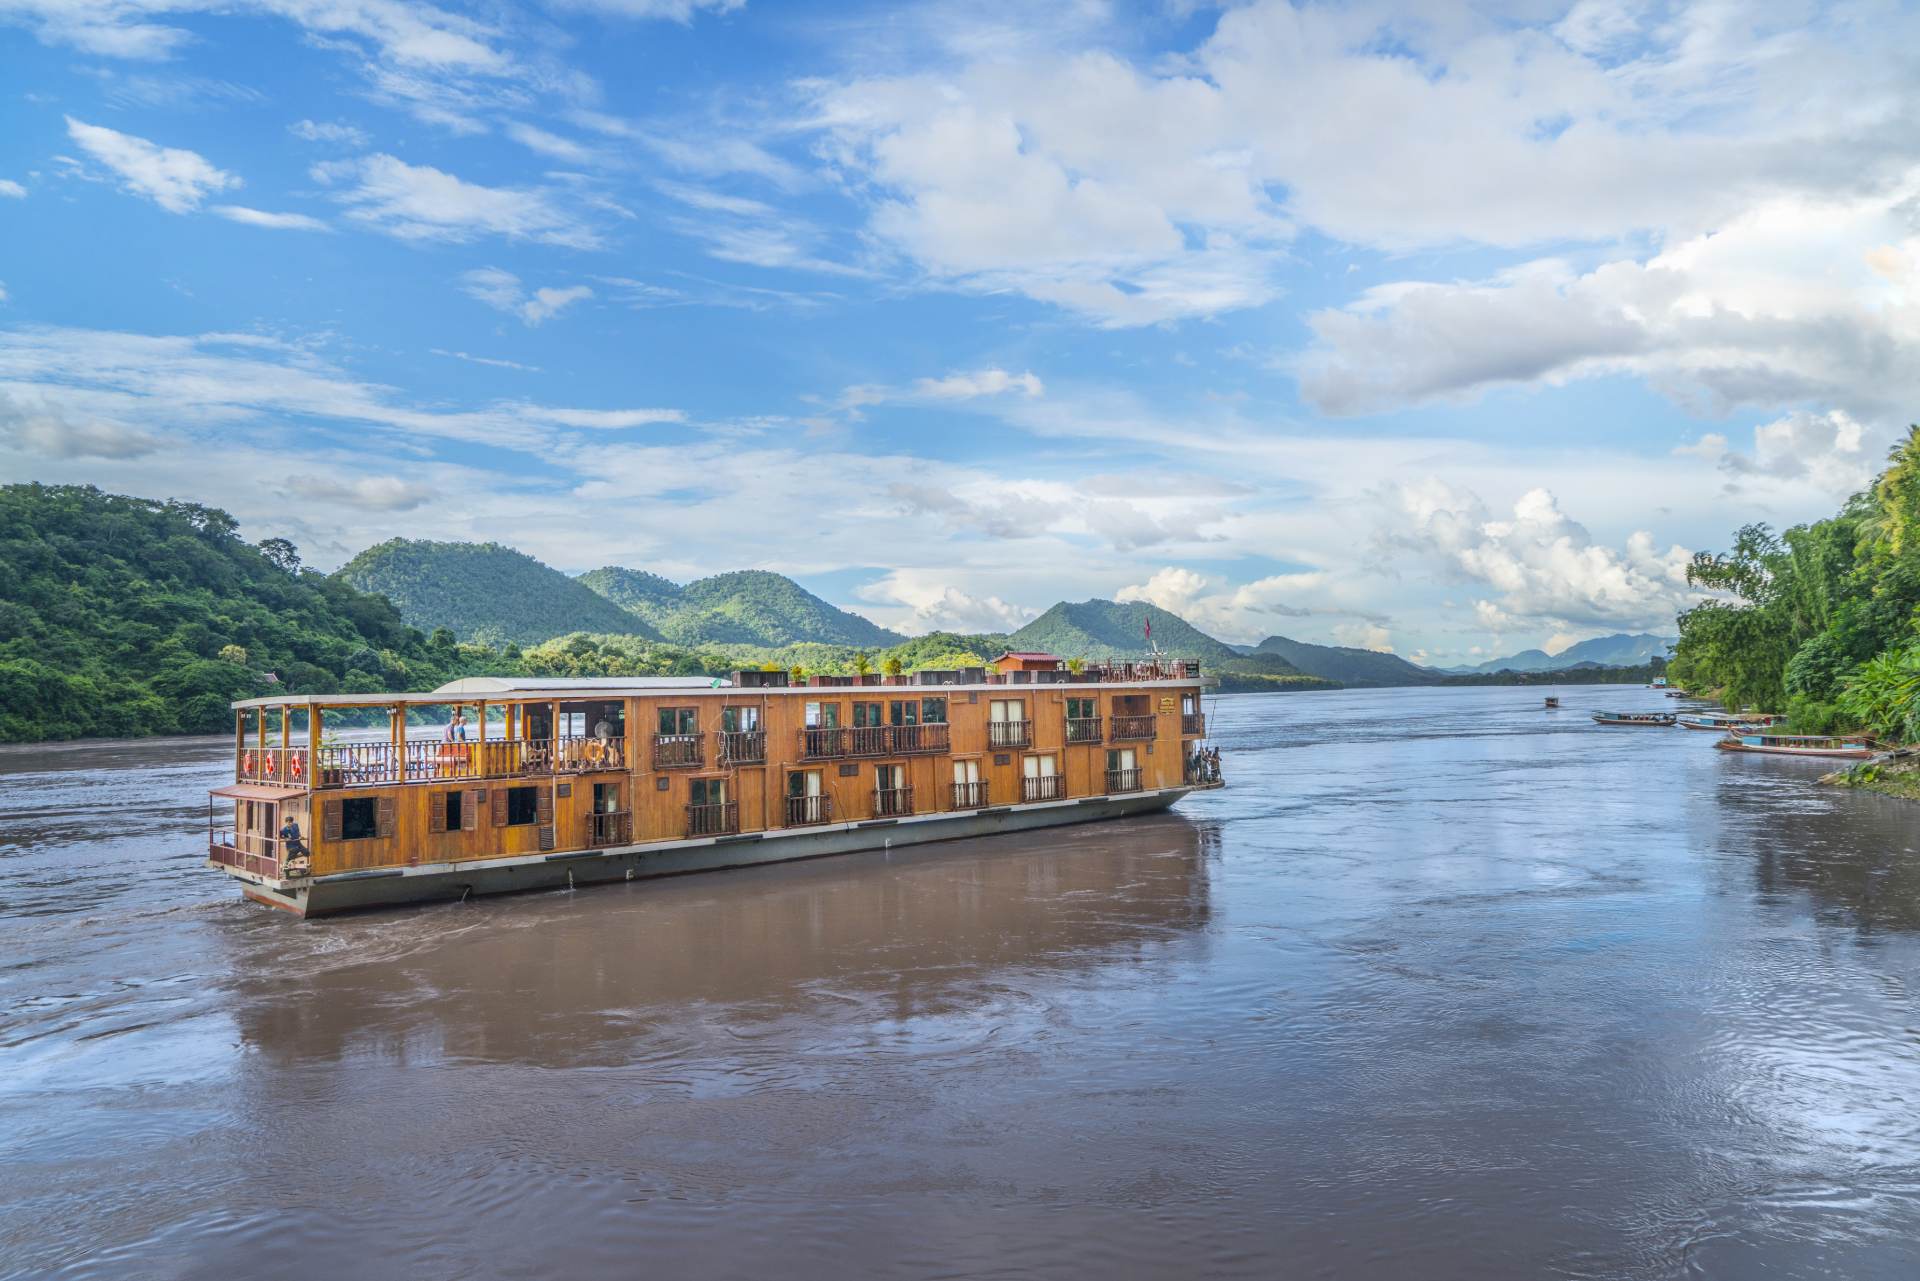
[1669,426,1920,745]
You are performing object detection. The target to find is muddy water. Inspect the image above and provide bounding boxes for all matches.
[5,687,1920,1279]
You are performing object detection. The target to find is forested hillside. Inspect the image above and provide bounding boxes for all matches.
[658,571,904,648]
[1669,426,1920,742]
[1253,635,1441,686]
[575,566,683,626]
[1007,600,1241,661]
[0,486,508,740]
[337,539,657,646]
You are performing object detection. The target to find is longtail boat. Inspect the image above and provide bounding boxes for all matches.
[206,656,1222,917]
[1714,733,1874,759]
[1592,711,1677,726]
[1677,712,1785,732]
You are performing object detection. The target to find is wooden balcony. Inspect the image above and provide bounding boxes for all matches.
[1110,715,1157,742]
[889,723,951,755]
[848,725,889,757]
[307,737,613,788]
[988,720,1031,749]
[1065,716,1103,745]
[587,810,632,847]
[1022,775,1066,802]
[873,786,915,818]
[652,732,704,769]
[208,827,304,879]
[800,726,848,760]
[950,780,989,809]
[1181,713,1205,737]
[785,793,833,827]
[1105,767,1144,793]
[685,801,739,838]
[718,730,766,765]
[238,746,308,786]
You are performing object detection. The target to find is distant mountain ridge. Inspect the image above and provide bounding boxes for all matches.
[1443,632,1675,675]
[1251,635,1442,686]
[1005,600,1243,662]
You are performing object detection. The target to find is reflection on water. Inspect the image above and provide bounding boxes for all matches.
[5,689,1920,1279]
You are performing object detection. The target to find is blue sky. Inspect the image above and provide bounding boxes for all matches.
[2,0,1916,662]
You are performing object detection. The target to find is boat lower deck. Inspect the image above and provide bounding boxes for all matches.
[219,785,1196,917]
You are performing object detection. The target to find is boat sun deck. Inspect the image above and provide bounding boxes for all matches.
[207,659,1222,916]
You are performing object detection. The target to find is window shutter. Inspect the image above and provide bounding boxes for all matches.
[322,799,342,842]
[538,824,556,851]
[537,787,553,825]
[429,791,447,834]
[491,788,508,827]
[376,795,396,839]
[462,790,480,832]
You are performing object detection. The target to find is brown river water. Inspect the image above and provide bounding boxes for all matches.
[5,686,1920,1279]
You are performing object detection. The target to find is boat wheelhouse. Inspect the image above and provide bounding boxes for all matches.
[1592,711,1677,726]
[207,659,1222,917]
[1713,733,1875,759]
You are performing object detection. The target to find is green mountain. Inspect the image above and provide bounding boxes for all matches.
[336,539,659,647]
[1253,634,1443,686]
[575,566,683,626]
[1005,599,1241,661]
[660,570,904,648]
[0,485,512,741]
[1446,632,1676,675]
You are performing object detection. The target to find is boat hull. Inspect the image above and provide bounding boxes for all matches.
[1592,716,1676,726]
[218,786,1196,917]
[1714,740,1873,759]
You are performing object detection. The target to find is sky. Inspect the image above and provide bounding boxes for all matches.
[2,0,1917,665]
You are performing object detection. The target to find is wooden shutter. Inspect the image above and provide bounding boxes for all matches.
[322,799,342,841]
[537,787,553,825]
[376,795,396,839]
[429,791,447,834]
[491,788,508,827]
[462,790,481,831]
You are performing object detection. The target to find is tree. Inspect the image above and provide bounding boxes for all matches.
[258,537,302,574]
[882,656,903,678]
[218,644,249,666]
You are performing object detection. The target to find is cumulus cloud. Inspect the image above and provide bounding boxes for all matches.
[459,266,594,326]
[1117,565,1346,643]
[303,474,432,511]
[855,571,1036,633]
[0,179,25,199]
[1716,409,1874,497]
[65,117,238,213]
[0,389,161,458]
[840,366,1044,417]
[316,155,601,248]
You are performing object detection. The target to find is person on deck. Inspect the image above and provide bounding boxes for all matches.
[279,815,309,861]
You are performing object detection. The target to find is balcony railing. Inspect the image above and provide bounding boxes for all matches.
[207,828,301,879]
[587,810,633,847]
[307,737,611,788]
[873,786,915,818]
[685,801,739,838]
[849,725,889,757]
[988,720,1031,749]
[1110,715,1157,742]
[889,723,951,755]
[1181,713,1205,737]
[653,732,704,769]
[1105,767,1144,793]
[1065,717,1103,745]
[718,730,766,765]
[785,793,833,827]
[553,736,626,773]
[800,726,848,759]
[1022,775,1066,802]
[238,746,309,785]
[950,780,989,809]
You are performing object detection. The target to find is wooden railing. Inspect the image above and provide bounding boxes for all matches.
[785,793,833,827]
[888,723,951,754]
[685,801,739,838]
[1022,775,1066,802]
[873,786,915,818]
[1110,715,1157,742]
[553,736,626,773]
[307,737,616,788]
[238,746,309,785]
[1105,767,1144,793]
[587,810,633,847]
[653,732,704,769]
[718,730,766,764]
[1181,713,1205,737]
[988,720,1031,748]
[849,725,889,757]
[1065,717,1103,744]
[950,780,989,809]
[800,726,848,759]
[208,829,300,879]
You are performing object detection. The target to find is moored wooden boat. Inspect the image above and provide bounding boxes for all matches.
[1714,733,1874,759]
[1677,712,1785,732]
[1592,711,1677,726]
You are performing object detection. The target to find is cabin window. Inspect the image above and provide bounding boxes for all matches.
[691,777,728,807]
[1106,748,1137,772]
[560,711,588,738]
[340,797,379,841]
[788,770,822,798]
[1067,697,1099,720]
[990,698,1025,722]
[953,759,980,785]
[658,707,697,735]
[721,705,760,732]
[852,701,883,728]
[504,786,539,826]
[445,790,464,831]
[1024,754,1058,779]
[593,782,621,813]
[887,700,919,727]
[920,697,948,725]
[876,763,904,792]
[1181,693,1199,716]
[804,701,840,728]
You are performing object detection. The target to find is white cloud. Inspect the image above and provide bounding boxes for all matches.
[290,119,368,146]
[214,205,329,231]
[459,267,594,325]
[914,368,1043,400]
[0,179,25,199]
[1331,622,1392,653]
[65,117,238,213]
[304,474,432,511]
[1717,409,1874,497]
[524,406,685,429]
[856,572,1035,634]
[0,388,161,458]
[506,122,596,164]
[318,155,601,248]
[547,0,742,20]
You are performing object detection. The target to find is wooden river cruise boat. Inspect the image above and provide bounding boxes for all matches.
[1592,710,1677,726]
[207,653,1223,917]
[1713,732,1875,760]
